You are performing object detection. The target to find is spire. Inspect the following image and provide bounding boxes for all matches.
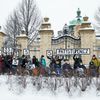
[76,8,82,20]
[76,8,82,24]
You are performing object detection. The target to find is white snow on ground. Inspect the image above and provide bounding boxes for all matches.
[0,75,100,100]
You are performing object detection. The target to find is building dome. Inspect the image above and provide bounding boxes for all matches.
[69,8,83,26]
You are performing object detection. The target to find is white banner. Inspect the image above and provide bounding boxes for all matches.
[23,49,30,55]
[3,48,13,55]
[0,50,1,55]
[56,48,90,55]
[12,59,19,65]
[46,50,53,57]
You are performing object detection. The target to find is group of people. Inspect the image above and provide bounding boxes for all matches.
[0,53,100,77]
[0,54,46,75]
[47,54,100,77]
[47,54,85,77]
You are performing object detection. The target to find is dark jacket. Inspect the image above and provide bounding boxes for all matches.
[73,55,82,69]
[21,57,28,68]
[32,58,39,67]
[62,63,72,71]
[4,55,12,68]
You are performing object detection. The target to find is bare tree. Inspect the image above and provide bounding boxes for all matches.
[4,11,21,50]
[94,7,100,32]
[4,0,42,48]
[18,0,42,36]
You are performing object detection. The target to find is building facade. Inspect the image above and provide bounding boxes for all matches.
[30,8,100,65]
[0,8,100,65]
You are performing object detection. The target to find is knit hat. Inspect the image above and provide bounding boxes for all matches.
[92,55,96,57]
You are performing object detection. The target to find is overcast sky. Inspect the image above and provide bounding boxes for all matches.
[0,0,100,33]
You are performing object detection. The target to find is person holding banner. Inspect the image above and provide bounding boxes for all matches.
[73,54,86,76]
[21,55,27,68]
[12,56,19,74]
[47,56,55,72]
[73,54,83,70]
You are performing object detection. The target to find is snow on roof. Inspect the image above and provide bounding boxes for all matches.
[79,27,94,30]
[96,37,100,39]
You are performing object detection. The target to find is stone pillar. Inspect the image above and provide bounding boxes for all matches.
[79,16,95,65]
[39,17,54,64]
[0,32,6,50]
[16,31,28,56]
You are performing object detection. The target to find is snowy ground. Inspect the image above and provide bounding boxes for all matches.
[0,75,100,100]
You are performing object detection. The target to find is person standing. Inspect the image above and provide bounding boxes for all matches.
[0,55,5,74]
[32,56,39,67]
[40,55,46,68]
[39,55,46,76]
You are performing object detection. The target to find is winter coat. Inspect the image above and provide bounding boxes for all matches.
[91,58,100,68]
[62,63,72,71]
[40,58,46,67]
[47,56,55,69]
[0,56,4,71]
[21,57,28,68]
[32,58,39,67]
[73,55,82,69]
[4,55,12,68]
[55,59,62,69]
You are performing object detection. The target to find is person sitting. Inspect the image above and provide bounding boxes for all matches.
[62,59,72,71]
[47,56,56,72]
[73,54,86,76]
[89,55,100,76]
[73,54,83,70]
[62,59,73,77]
[90,55,100,68]
[53,55,63,76]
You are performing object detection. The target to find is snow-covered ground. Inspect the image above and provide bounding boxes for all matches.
[0,75,100,100]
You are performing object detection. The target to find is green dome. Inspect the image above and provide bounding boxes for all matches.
[69,18,83,26]
[69,8,83,26]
